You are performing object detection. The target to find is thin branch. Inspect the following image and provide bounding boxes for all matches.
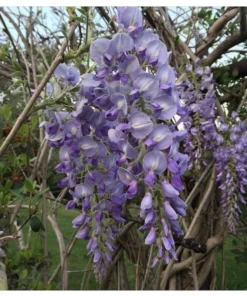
[13,220,25,250]
[182,219,199,290]
[160,167,216,289]
[48,215,68,290]
[170,232,225,279]
[168,275,176,290]
[237,90,247,112]
[117,254,130,290]
[0,21,79,158]
[30,139,48,180]
[216,99,226,119]
[197,249,218,288]
[0,69,12,78]
[191,250,199,290]
[0,13,22,66]
[203,32,247,66]
[226,49,247,54]
[196,7,239,57]
[214,58,247,83]
[41,144,49,286]
[0,8,31,55]
[185,160,214,206]
[186,167,216,238]
[48,228,78,285]
[19,50,32,91]
[141,244,154,290]
[0,234,20,242]
[96,7,117,33]
[143,7,197,64]
[100,247,124,290]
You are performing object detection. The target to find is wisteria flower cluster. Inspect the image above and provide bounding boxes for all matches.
[176,61,220,174]
[214,113,247,233]
[177,62,247,233]
[43,7,189,281]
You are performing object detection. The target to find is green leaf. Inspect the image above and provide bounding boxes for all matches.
[24,179,34,193]
[19,269,28,281]
[0,192,4,205]
[7,152,16,165]
[28,280,37,290]
[77,7,89,15]
[183,170,192,177]
[0,161,5,170]
[46,283,52,290]
[37,281,45,290]
[31,115,38,129]
[12,60,23,71]
[73,16,85,22]
[3,194,10,205]
[18,123,29,136]
[33,188,49,200]
[4,179,13,192]
[12,79,26,87]
[11,71,23,77]
[198,9,206,18]
[231,249,243,255]
[10,189,24,199]
[30,216,42,232]
[204,151,212,158]
[1,104,12,121]
[19,153,27,166]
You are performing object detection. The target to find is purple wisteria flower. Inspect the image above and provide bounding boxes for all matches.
[145,124,173,150]
[54,63,80,86]
[152,95,177,120]
[177,62,218,173]
[43,6,189,281]
[117,7,142,36]
[214,114,247,233]
[129,111,153,139]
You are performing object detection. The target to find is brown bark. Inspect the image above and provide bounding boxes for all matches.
[203,32,247,66]
[196,8,239,57]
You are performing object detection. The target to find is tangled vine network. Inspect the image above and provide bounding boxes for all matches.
[42,7,247,281]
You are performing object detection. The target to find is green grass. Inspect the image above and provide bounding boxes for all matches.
[47,204,98,290]
[5,203,98,290]
[5,203,247,290]
[216,235,247,290]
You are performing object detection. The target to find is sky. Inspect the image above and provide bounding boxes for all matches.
[0,6,245,67]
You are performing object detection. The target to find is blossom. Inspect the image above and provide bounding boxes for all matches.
[152,95,177,120]
[117,7,142,36]
[145,124,173,150]
[43,5,190,281]
[54,63,80,86]
[129,111,153,139]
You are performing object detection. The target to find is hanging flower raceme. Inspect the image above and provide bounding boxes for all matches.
[214,114,247,233]
[43,6,189,281]
[177,61,219,175]
[176,60,247,232]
